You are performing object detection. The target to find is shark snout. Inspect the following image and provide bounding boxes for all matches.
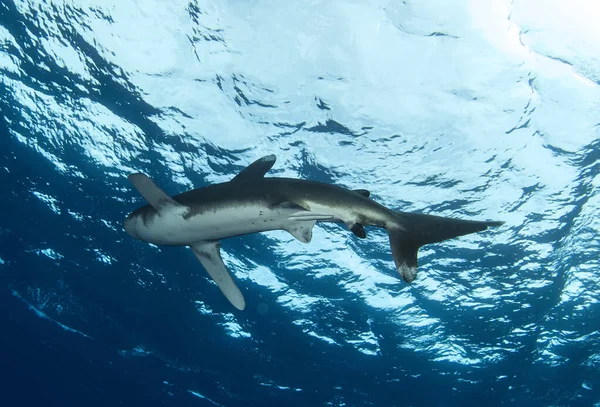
[123,214,138,239]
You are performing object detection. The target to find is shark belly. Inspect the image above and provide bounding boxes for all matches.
[129,203,299,246]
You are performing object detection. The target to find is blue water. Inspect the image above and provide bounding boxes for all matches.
[2,1,600,406]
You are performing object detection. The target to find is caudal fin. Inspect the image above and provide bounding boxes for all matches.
[387,212,503,283]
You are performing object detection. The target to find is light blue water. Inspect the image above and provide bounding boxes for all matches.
[1,1,599,406]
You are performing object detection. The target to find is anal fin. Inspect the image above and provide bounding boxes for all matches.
[350,223,367,239]
[190,242,246,310]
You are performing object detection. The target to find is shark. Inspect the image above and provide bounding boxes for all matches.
[124,154,503,310]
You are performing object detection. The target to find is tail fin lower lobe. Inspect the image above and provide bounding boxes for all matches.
[387,211,503,283]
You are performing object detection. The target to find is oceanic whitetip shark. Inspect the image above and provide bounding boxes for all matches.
[124,155,503,310]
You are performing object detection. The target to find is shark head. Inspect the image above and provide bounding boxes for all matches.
[123,212,139,239]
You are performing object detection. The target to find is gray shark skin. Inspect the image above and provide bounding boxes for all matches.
[124,155,503,310]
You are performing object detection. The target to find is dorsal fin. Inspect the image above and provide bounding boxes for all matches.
[231,155,276,182]
[353,189,370,198]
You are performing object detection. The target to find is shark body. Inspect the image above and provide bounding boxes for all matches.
[124,155,503,310]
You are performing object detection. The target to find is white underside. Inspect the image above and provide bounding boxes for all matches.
[127,202,343,245]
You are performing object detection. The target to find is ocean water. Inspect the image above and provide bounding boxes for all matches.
[1,1,599,406]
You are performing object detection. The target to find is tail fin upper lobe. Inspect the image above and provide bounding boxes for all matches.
[387,212,503,282]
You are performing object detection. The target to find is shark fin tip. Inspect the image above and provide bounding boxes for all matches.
[398,264,417,283]
[233,298,246,311]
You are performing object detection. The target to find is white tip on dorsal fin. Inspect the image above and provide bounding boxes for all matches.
[128,173,188,214]
[231,155,276,182]
[190,241,246,310]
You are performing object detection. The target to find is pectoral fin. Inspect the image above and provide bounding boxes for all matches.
[190,242,246,310]
[128,173,189,216]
